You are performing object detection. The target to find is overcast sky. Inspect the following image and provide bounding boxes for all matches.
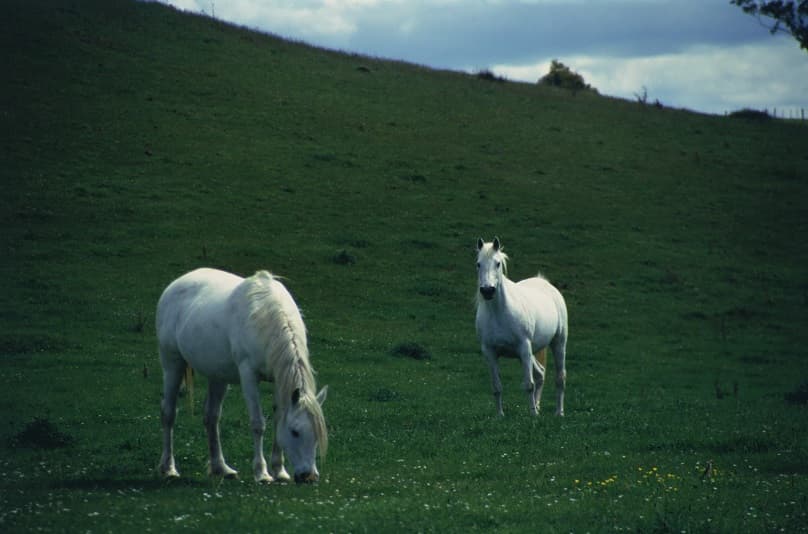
[154,0,807,116]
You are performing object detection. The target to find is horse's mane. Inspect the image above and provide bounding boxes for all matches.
[499,251,510,275]
[244,271,328,457]
[478,242,509,275]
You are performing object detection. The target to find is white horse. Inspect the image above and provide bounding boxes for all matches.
[475,238,568,416]
[156,268,328,483]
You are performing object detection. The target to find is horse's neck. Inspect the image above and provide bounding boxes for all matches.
[481,276,518,314]
[496,276,519,308]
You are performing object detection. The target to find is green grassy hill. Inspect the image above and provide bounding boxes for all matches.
[2,0,807,531]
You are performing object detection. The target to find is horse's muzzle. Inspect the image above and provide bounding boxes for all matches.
[480,286,496,300]
[294,471,319,484]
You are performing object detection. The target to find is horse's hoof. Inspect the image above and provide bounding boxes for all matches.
[161,469,180,479]
[255,473,274,484]
[210,466,239,479]
[294,472,319,484]
[273,468,292,482]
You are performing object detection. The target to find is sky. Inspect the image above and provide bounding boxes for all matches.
[152,0,807,116]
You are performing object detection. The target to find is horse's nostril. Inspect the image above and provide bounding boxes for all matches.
[480,286,496,299]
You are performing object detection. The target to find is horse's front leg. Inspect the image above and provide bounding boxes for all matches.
[239,368,273,483]
[205,380,238,478]
[269,429,291,482]
[482,345,504,417]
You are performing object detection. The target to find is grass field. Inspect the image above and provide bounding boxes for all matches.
[2,0,808,531]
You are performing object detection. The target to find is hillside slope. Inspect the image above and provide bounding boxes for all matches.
[4,0,807,358]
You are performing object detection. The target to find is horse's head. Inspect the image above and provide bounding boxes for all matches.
[276,386,328,483]
[476,237,508,301]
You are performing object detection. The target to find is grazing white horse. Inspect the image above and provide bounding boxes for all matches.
[475,238,568,416]
[156,268,328,483]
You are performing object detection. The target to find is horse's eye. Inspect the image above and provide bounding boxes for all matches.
[495,261,501,269]
[291,429,300,438]
[476,262,480,269]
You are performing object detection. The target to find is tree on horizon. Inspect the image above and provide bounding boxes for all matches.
[731,0,808,51]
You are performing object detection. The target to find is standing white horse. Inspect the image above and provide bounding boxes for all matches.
[475,238,568,416]
[156,268,328,483]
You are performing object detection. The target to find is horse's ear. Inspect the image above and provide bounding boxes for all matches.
[493,237,501,251]
[477,238,484,251]
[291,388,301,406]
[316,385,328,406]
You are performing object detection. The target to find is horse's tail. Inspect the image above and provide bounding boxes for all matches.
[183,366,195,416]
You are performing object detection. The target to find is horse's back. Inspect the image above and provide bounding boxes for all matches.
[156,269,244,368]
[157,268,242,331]
[157,268,306,381]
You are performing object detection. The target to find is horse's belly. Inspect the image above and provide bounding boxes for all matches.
[190,360,241,383]
[492,344,522,359]
[479,320,552,358]
[176,318,241,383]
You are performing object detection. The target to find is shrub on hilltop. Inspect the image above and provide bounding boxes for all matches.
[538,60,598,93]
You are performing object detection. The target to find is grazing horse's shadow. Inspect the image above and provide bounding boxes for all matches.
[55,476,209,492]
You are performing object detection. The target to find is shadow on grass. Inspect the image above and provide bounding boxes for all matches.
[55,476,210,492]
[10,418,74,449]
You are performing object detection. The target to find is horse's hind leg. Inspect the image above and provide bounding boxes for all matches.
[205,380,238,478]
[551,336,567,416]
[159,350,185,478]
[532,348,547,413]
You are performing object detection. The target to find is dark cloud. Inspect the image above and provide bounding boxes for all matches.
[341,1,766,69]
